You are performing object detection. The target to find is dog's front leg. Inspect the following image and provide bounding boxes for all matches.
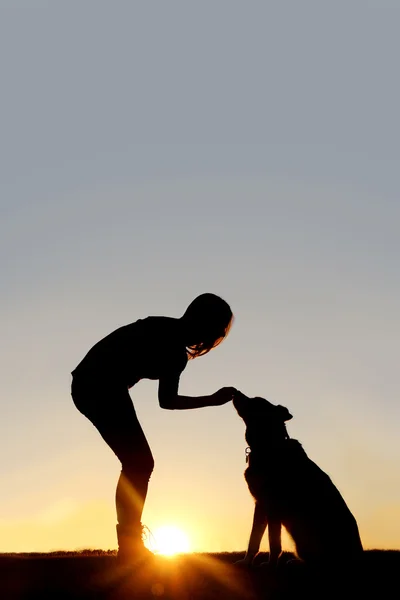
[235,502,268,566]
[267,519,282,567]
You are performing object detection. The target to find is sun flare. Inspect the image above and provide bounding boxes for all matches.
[150,525,191,556]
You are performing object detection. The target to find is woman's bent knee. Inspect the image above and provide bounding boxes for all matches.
[122,454,155,482]
[141,454,155,477]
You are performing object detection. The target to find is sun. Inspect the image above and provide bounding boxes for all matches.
[150,525,191,556]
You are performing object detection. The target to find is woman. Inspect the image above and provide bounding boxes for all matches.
[71,293,235,564]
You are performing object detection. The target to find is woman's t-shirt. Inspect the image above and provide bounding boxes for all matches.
[72,316,188,388]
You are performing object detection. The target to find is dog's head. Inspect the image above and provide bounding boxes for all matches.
[233,391,293,448]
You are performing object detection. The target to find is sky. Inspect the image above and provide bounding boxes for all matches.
[1,1,399,553]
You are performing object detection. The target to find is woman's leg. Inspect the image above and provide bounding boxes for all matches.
[72,379,154,559]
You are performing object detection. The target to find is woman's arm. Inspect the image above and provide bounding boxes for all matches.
[158,376,236,410]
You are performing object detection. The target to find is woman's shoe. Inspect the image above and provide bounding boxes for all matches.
[116,523,155,567]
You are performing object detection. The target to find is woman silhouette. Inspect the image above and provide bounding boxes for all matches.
[71,293,235,564]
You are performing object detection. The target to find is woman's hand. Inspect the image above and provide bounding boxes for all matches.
[212,387,237,406]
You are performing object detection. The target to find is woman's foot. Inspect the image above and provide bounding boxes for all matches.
[117,544,155,568]
[116,523,155,568]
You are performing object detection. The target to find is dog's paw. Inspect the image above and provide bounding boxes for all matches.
[234,558,254,568]
[260,561,275,570]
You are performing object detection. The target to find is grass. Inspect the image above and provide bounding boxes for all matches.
[1,549,398,600]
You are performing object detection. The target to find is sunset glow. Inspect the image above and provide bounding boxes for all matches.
[1,1,400,560]
[150,526,191,556]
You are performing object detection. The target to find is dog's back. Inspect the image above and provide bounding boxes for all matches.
[260,439,363,562]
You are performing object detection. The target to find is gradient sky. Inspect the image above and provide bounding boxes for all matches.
[1,1,399,553]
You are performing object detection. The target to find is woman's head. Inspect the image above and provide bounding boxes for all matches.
[181,293,234,359]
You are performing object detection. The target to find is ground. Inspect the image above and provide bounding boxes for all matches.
[0,550,398,600]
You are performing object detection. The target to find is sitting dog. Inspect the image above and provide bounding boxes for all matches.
[233,392,363,567]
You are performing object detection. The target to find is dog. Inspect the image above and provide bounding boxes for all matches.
[233,391,363,567]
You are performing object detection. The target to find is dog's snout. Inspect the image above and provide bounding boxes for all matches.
[233,391,249,410]
[235,391,248,401]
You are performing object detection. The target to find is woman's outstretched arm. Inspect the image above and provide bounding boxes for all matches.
[158,376,236,410]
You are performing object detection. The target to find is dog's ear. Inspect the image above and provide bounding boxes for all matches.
[276,405,293,421]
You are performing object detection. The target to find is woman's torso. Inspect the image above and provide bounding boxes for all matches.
[72,316,188,387]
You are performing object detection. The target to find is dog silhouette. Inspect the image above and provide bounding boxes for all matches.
[233,392,363,567]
